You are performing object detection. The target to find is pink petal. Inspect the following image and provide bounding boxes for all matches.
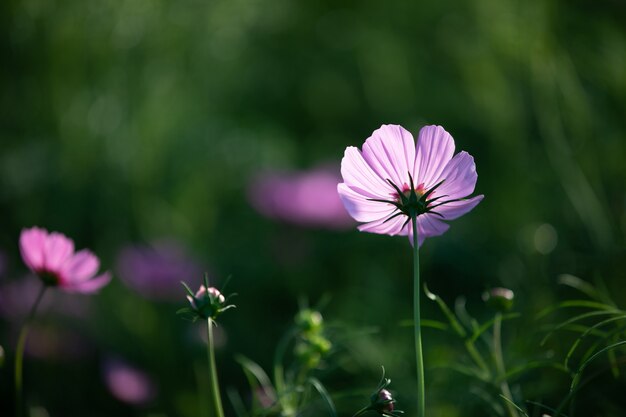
[436,195,484,220]
[64,272,111,294]
[361,125,416,188]
[337,183,396,223]
[407,214,451,247]
[62,250,100,284]
[434,151,477,200]
[19,227,48,271]
[357,213,408,236]
[415,125,455,188]
[340,147,392,199]
[43,232,75,272]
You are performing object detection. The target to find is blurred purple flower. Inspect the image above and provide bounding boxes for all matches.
[248,165,354,229]
[116,240,203,301]
[103,358,157,406]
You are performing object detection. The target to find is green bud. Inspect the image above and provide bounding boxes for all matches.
[295,309,323,333]
[482,287,515,312]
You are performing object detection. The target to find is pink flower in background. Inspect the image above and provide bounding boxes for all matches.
[338,125,483,246]
[19,227,111,293]
[103,358,157,406]
[248,166,354,229]
[116,240,203,301]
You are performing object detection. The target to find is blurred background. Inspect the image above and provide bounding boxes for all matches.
[1,0,625,416]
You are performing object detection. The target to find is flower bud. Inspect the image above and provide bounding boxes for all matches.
[482,287,515,312]
[371,389,395,414]
[295,309,323,333]
[181,280,235,321]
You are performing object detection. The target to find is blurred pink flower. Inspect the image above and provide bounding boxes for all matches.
[103,358,157,406]
[338,125,483,246]
[248,165,354,229]
[19,227,111,293]
[116,240,203,301]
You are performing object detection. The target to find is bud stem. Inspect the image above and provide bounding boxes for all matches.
[206,318,225,417]
[410,211,425,417]
[494,312,519,417]
[15,283,47,417]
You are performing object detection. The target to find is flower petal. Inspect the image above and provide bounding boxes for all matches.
[62,250,100,284]
[436,195,484,220]
[361,125,416,188]
[415,125,455,188]
[43,232,75,272]
[337,183,396,223]
[19,227,48,271]
[407,214,451,247]
[435,151,477,200]
[340,146,392,198]
[357,213,408,236]
[64,272,111,294]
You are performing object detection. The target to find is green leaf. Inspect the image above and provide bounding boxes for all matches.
[180,281,196,298]
[537,300,618,319]
[235,355,276,411]
[498,394,529,417]
[541,310,622,345]
[497,360,570,383]
[468,312,521,343]
[398,319,449,331]
[558,274,604,301]
[308,377,337,417]
[424,283,467,338]
[564,315,626,369]
[570,340,626,392]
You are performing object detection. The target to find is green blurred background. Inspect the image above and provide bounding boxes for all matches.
[1,0,625,416]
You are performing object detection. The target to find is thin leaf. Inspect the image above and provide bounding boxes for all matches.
[564,315,626,369]
[469,313,521,343]
[236,355,277,411]
[308,377,337,417]
[227,388,250,417]
[536,300,618,319]
[497,361,570,383]
[541,310,622,345]
[570,340,626,392]
[424,283,467,338]
[525,400,569,417]
[398,319,449,331]
[557,274,603,301]
[454,296,480,333]
[499,394,529,417]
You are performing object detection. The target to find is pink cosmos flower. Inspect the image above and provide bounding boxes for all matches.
[338,125,483,246]
[19,227,111,293]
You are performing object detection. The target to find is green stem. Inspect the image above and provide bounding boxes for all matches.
[206,318,225,417]
[15,283,47,417]
[493,313,519,417]
[411,212,425,417]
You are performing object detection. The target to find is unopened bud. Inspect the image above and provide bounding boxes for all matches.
[295,309,323,333]
[482,287,514,312]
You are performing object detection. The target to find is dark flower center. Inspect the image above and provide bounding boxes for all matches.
[35,269,61,286]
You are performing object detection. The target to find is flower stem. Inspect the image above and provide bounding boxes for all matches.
[493,312,519,417]
[410,212,425,417]
[15,283,47,417]
[206,318,225,417]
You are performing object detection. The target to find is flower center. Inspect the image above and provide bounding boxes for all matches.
[396,182,427,202]
[36,269,61,286]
